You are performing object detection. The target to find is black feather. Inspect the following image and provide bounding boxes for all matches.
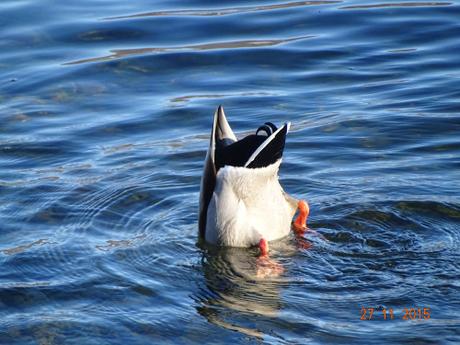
[215,124,287,170]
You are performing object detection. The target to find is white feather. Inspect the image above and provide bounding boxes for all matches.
[205,159,297,247]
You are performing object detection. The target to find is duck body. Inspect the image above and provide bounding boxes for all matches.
[205,160,297,247]
[199,106,304,248]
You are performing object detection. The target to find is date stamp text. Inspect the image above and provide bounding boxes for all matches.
[360,307,431,321]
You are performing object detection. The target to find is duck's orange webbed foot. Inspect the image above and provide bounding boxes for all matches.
[293,200,309,234]
[256,238,283,278]
[259,238,269,257]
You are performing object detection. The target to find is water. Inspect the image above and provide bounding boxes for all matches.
[1,0,459,343]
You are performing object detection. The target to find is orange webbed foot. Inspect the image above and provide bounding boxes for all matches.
[293,200,309,234]
[259,238,269,257]
[256,238,284,278]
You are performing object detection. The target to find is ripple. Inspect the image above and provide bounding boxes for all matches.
[1,239,50,256]
[64,35,314,65]
[387,48,418,53]
[95,234,146,252]
[169,91,278,105]
[340,2,452,10]
[2,0,460,343]
[104,1,341,20]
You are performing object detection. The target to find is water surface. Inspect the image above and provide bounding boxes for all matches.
[1,0,459,344]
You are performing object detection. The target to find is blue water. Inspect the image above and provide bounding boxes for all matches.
[1,0,460,344]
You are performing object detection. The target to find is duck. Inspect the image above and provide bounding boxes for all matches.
[199,105,309,256]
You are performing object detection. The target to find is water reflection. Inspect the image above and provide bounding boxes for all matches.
[340,2,452,10]
[64,36,313,65]
[104,1,341,20]
[195,244,286,338]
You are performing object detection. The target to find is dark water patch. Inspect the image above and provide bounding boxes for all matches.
[78,28,148,42]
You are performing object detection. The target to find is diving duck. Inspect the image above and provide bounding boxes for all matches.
[199,106,309,256]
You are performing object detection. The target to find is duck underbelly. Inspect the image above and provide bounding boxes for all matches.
[249,205,292,242]
[205,192,292,247]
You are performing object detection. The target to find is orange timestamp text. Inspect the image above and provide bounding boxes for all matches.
[360,307,431,321]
